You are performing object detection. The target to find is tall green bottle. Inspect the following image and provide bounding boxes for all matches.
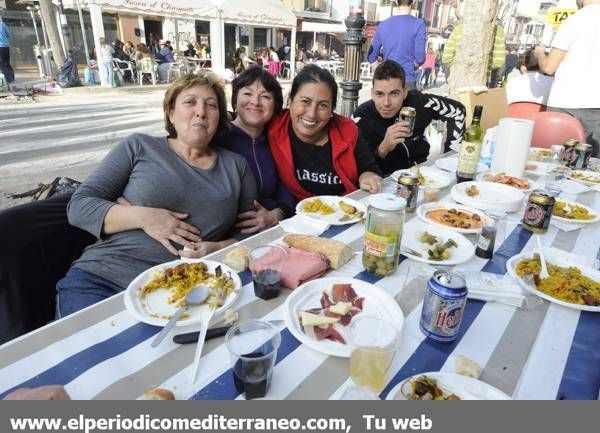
[456,105,484,183]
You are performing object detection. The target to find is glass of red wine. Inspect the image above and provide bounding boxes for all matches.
[249,245,287,300]
[225,320,281,399]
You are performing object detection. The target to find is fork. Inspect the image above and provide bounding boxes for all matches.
[535,235,550,279]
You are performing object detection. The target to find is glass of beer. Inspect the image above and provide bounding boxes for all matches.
[349,316,399,393]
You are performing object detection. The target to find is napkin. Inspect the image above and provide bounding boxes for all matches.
[550,219,583,232]
[279,215,330,236]
[458,271,543,309]
[252,246,328,289]
[554,179,591,195]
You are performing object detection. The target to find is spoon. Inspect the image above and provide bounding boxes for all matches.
[151,284,210,348]
[535,235,550,279]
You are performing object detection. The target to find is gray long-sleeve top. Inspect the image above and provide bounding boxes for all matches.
[67,133,257,288]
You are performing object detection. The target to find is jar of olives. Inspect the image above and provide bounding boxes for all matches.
[363,194,407,276]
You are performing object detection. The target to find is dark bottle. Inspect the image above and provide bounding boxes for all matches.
[233,351,273,399]
[456,105,484,183]
[253,269,282,300]
[475,225,497,259]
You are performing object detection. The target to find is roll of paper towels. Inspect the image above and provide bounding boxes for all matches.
[490,118,534,177]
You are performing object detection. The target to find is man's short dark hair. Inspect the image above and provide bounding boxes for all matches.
[372,60,407,87]
[398,0,414,6]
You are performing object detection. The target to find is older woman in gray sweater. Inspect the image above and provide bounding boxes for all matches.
[57,73,257,317]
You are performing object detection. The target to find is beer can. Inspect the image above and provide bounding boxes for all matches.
[399,106,416,136]
[522,189,555,234]
[420,271,468,343]
[561,139,579,165]
[397,172,419,212]
[572,143,592,170]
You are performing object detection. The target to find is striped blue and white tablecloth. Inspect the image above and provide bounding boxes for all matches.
[1,180,599,401]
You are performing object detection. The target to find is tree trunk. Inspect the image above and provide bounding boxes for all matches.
[38,0,66,70]
[448,0,500,97]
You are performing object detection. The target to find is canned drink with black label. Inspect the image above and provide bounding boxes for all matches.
[399,106,416,136]
[523,189,556,234]
[572,143,592,170]
[420,271,468,343]
[397,173,419,212]
[561,139,579,165]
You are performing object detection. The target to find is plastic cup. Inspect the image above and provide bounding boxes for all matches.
[225,320,281,400]
[379,178,399,195]
[249,245,287,300]
[348,316,399,393]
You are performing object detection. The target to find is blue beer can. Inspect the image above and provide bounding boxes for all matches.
[419,271,468,343]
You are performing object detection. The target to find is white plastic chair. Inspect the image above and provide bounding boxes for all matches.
[137,58,157,86]
[167,62,185,83]
[360,62,372,79]
[113,59,135,83]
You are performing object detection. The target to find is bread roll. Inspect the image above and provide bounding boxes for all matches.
[283,234,352,270]
[223,245,250,272]
[455,355,482,379]
[140,388,175,400]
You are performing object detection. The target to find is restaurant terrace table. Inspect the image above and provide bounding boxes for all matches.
[1,159,599,400]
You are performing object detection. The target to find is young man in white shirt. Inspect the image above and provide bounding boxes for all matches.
[534,0,600,156]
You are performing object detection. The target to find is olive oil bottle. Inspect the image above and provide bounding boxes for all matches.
[456,105,484,183]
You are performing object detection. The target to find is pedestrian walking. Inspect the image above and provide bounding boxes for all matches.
[0,16,15,87]
[534,0,600,156]
[368,0,426,90]
[421,46,436,88]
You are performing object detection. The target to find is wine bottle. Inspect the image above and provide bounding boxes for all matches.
[456,105,484,183]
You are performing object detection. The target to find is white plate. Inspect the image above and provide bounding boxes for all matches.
[451,181,525,212]
[434,155,488,174]
[296,196,367,225]
[391,166,453,189]
[284,277,404,357]
[416,202,492,234]
[567,170,600,186]
[528,147,558,161]
[386,372,511,400]
[123,259,242,327]
[552,200,599,224]
[401,223,474,266]
[506,248,600,312]
[524,161,568,177]
[475,171,537,192]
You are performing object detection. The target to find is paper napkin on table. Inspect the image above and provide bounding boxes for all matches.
[550,219,584,232]
[279,215,330,236]
[555,179,591,195]
[458,270,543,309]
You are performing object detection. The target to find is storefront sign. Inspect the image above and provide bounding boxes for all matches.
[237,11,286,25]
[546,7,576,28]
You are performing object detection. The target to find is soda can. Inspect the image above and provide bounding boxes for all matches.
[397,172,419,212]
[561,139,579,165]
[522,189,555,234]
[419,271,467,343]
[572,143,592,170]
[399,106,416,136]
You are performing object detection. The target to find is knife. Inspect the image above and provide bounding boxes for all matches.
[173,320,285,344]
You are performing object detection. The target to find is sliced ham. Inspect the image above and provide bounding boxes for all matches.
[353,297,364,310]
[331,284,358,303]
[313,325,346,344]
[320,291,334,308]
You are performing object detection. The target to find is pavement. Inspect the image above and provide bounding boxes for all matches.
[0,67,448,210]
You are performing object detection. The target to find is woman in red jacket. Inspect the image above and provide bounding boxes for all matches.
[267,64,382,201]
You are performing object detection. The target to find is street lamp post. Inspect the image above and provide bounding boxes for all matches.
[340,0,366,117]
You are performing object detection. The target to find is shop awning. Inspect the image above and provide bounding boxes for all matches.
[301,22,346,33]
[63,0,218,19]
[214,0,297,28]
